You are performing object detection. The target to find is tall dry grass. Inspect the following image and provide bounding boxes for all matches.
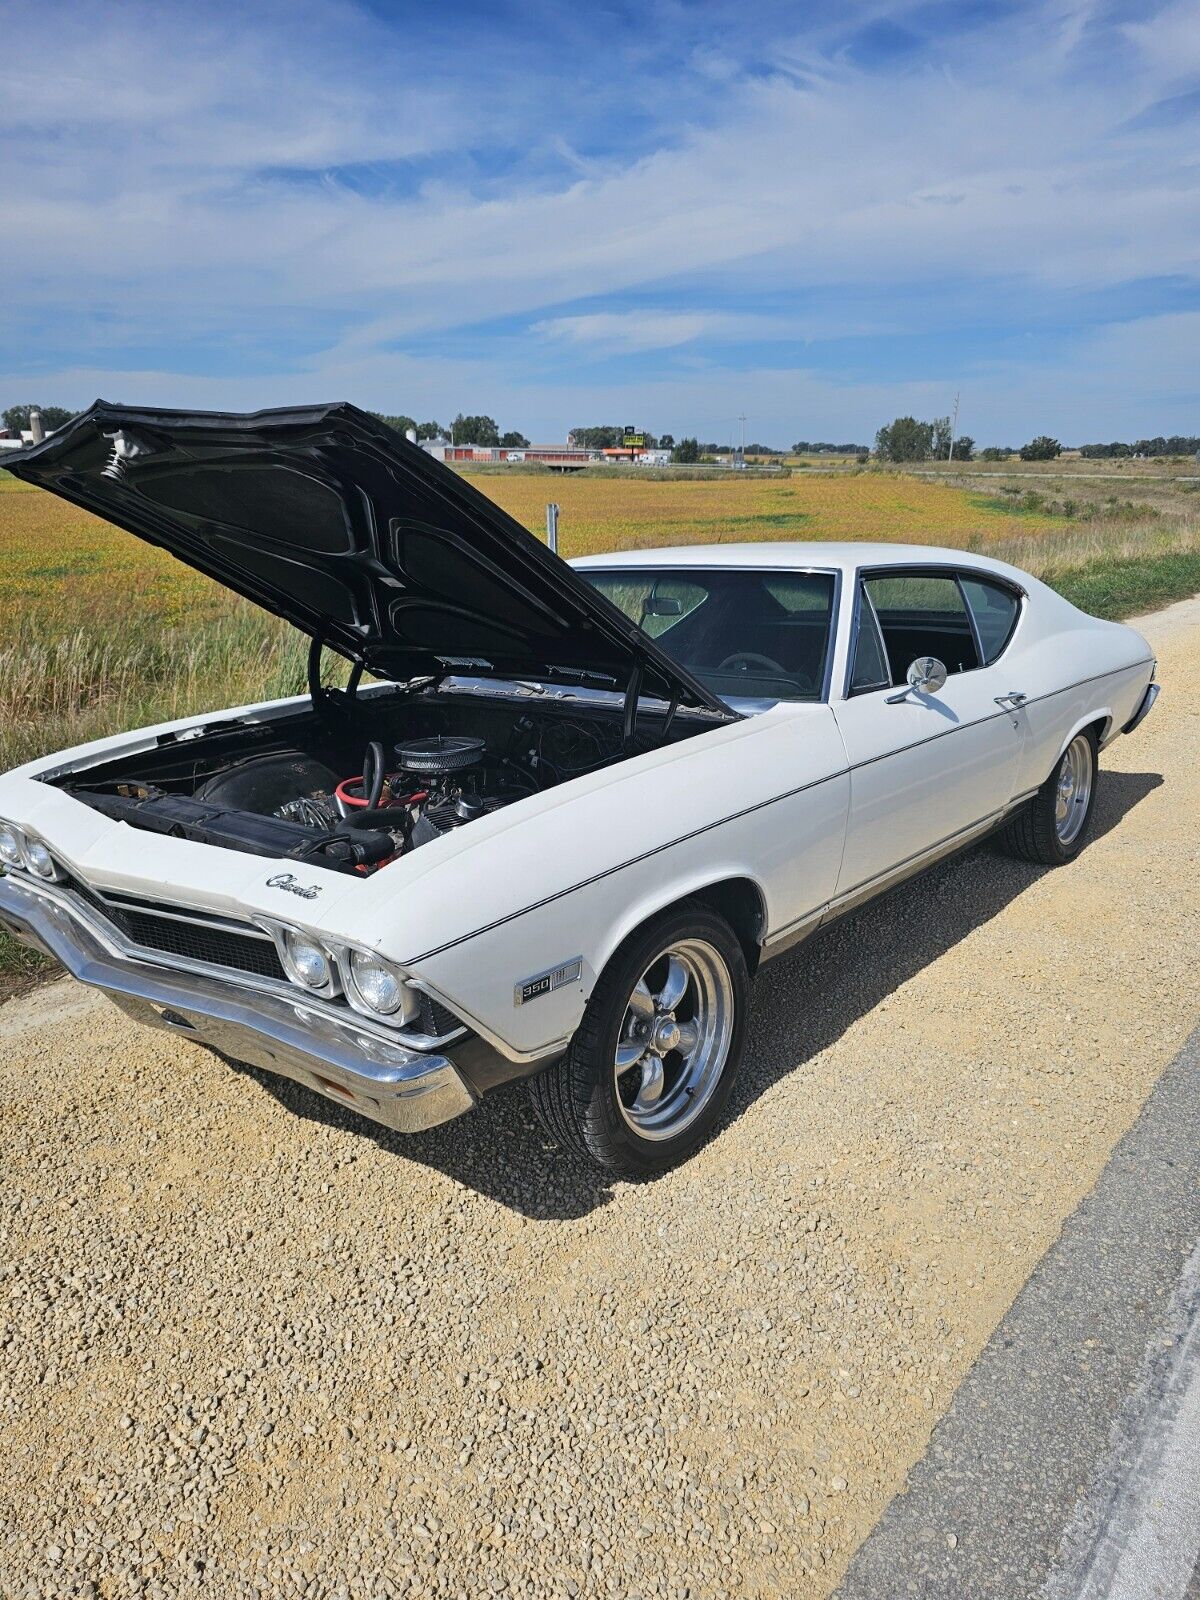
[0,601,309,774]
[949,474,1200,586]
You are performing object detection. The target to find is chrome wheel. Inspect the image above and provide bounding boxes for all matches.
[1055,734,1094,846]
[614,939,735,1142]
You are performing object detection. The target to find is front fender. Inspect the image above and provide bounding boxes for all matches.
[407,766,849,1061]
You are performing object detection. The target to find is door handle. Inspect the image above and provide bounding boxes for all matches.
[994,691,1027,709]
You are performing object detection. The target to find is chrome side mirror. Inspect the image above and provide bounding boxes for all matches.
[887,655,949,702]
[908,656,947,694]
[907,656,948,695]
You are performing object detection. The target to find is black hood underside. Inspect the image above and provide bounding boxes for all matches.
[6,401,729,715]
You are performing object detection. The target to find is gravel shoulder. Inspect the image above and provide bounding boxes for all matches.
[1,601,1197,1599]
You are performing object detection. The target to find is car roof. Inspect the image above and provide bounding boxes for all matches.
[569,541,1031,585]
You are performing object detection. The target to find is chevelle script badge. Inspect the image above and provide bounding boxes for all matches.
[266,872,322,900]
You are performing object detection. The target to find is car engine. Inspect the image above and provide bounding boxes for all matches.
[65,713,622,876]
[272,733,532,860]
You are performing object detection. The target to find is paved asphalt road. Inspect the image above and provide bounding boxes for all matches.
[837,1023,1200,1600]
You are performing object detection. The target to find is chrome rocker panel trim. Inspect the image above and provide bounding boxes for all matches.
[0,873,477,1135]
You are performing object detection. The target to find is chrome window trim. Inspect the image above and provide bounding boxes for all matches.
[955,571,987,669]
[845,582,891,697]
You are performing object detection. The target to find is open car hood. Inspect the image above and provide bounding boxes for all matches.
[6,401,730,715]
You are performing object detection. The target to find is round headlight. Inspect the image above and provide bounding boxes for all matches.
[281,930,333,990]
[22,840,57,879]
[349,950,405,1015]
[0,827,23,869]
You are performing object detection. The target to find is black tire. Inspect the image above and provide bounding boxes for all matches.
[528,902,749,1179]
[999,727,1099,866]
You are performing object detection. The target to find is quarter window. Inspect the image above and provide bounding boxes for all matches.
[960,575,1021,664]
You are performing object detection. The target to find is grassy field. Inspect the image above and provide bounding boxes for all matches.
[2,460,1197,977]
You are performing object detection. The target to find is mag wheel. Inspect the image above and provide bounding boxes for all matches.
[528,904,749,1178]
[1000,729,1099,866]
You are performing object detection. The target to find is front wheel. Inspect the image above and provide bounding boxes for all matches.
[528,904,749,1178]
[999,728,1099,865]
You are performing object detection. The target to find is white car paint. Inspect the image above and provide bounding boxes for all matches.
[0,542,1156,1089]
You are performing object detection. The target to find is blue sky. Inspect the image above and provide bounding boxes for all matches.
[2,0,1198,444]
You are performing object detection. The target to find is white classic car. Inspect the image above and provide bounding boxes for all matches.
[0,404,1160,1176]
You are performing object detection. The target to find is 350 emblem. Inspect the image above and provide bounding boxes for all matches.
[515,957,583,1006]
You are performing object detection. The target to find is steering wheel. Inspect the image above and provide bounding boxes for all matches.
[716,651,787,676]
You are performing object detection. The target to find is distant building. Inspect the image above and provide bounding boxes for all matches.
[422,439,594,469]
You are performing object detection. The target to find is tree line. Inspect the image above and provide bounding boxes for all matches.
[1078,437,1200,458]
[8,403,1196,466]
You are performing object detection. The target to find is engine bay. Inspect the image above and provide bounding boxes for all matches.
[47,681,712,875]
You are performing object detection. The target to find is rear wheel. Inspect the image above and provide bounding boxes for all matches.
[1000,729,1098,865]
[528,904,749,1178]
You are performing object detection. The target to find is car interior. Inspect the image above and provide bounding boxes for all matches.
[581,568,837,702]
[851,570,1020,692]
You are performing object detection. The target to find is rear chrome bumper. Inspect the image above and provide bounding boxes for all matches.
[1122,680,1160,735]
[0,872,477,1134]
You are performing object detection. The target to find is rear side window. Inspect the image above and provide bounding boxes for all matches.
[861,572,980,684]
[960,575,1021,664]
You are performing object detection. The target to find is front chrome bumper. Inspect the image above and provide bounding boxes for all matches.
[0,873,477,1134]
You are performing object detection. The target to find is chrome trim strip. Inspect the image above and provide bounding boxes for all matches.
[760,907,825,959]
[825,805,1008,915]
[0,875,477,1135]
[762,797,1029,963]
[93,891,276,940]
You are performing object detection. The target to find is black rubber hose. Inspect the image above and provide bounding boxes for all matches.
[362,741,386,811]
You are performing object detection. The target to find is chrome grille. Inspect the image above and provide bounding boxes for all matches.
[64,877,286,983]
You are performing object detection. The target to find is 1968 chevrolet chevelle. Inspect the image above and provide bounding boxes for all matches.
[0,403,1160,1175]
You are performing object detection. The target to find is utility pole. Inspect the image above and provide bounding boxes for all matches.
[738,412,746,467]
[947,393,960,463]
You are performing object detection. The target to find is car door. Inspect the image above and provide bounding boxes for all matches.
[830,566,1026,912]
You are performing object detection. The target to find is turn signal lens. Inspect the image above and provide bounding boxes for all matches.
[349,950,405,1016]
[281,930,333,991]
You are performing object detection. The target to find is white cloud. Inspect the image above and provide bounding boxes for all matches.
[5,307,1197,446]
[0,1,1198,440]
[532,310,758,351]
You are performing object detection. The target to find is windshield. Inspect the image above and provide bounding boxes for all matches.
[579,567,836,702]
